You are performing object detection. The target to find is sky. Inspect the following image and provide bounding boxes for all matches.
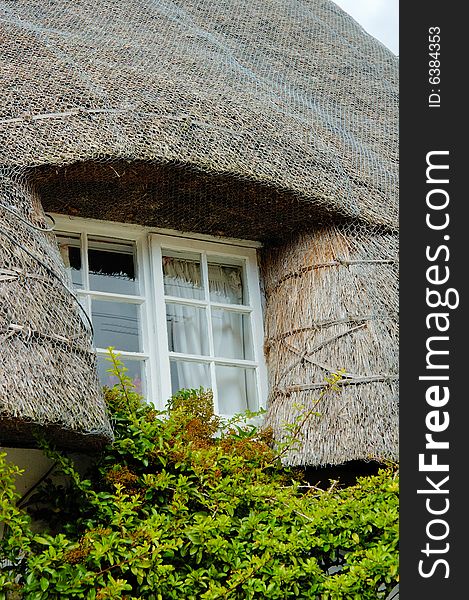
[334,0,399,55]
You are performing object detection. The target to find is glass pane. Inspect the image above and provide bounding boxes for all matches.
[166,302,209,356]
[97,355,145,395]
[92,300,141,352]
[208,261,245,304]
[216,366,257,414]
[170,360,211,394]
[212,309,253,360]
[162,250,204,300]
[88,240,137,295]
[57,234,83,289]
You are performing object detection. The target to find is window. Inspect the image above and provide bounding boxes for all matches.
[55,217,267,416]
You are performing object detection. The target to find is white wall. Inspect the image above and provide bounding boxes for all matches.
[2,448,55,499]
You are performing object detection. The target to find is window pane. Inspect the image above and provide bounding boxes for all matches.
[208,261,245,304]
[57,234,83,289]
[216,366,257,414]
[97,355,145,395]
[212,309,254,360]
[162,250,204,299]
[88,240,137,295]
[170,360,211,394]
[166,302,209,356]
[92,300,141,352]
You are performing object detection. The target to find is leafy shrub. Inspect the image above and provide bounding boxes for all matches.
[0,355,398,599]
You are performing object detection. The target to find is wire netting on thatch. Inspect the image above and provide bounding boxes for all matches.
[0,179,113,449]
[0,0,398,459]
[0,0,397,237]
[261,226,398,465]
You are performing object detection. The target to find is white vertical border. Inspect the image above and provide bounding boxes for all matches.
[136,232,159,406]
[200,249,219,413]
[80,232,91,316]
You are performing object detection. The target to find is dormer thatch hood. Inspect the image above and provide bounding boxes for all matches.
[1,0,397,240]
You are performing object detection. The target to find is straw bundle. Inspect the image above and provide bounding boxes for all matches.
[0,180,113,449]
[261,226,398,465]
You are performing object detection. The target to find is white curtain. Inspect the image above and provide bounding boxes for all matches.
[164,257,209,391]
[164,258,253,412]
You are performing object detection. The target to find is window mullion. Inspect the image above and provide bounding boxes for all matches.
[77,290,146,304]
[201,251,214,356]
[162,295,207,308]
[210,301,252,312]
[150,236,172,408]
[80,232,92,318]
[201,251,218,413]
[209,362,217,413]
[168,351,257,368]
[81,232,90,292]
[95,349,149,359]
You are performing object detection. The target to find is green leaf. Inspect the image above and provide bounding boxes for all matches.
[34,536,51,546]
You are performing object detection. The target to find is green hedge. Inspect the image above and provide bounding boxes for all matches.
[0,359,398,599]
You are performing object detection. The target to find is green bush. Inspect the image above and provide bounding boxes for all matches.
[0,356,398,599]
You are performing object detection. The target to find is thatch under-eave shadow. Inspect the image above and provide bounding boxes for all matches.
[0,418,111,452]
[28,159,350,242]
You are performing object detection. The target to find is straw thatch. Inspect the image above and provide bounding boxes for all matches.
[261,226,398,465]
[0,178,113,450]
[0,0,398,461]
[1,0,397,237]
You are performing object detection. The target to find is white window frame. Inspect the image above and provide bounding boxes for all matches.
[54,222,156,401]
[52,214,268,415]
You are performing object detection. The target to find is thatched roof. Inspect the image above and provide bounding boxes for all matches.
[0,0,398,461]
[0,179,113,450]
[262,226,398,466]
[1,0,398,239]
